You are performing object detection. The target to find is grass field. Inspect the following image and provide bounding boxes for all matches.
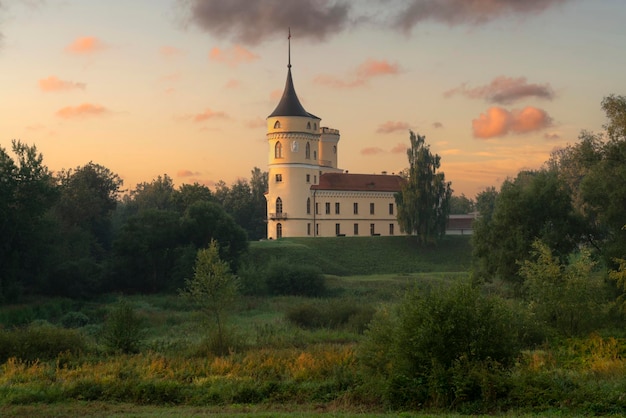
[2,235,626,416]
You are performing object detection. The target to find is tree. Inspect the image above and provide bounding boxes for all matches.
[180,240,240,355]
[519,240,607,336]
[449,193,474,214]
[472,170,583,284]
[395,131,451,244]
[0,140,58,300]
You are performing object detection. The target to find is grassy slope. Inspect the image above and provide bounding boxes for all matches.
[248,235,472,276]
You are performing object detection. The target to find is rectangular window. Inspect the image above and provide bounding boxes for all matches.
[315,223,319,236]
[389,223,394,235]
[307,223,311,236]
[370,223,375,235]
[389,203,394,215]
[325,202,330,214]
[335,202,340,214]
[315,202,319,215]
[335,223,341,235]
[275,173,282,182]
[354,223,359,235]
[314,175,317,184]
[370,203,375,214]
[306,174,310,183]
[353,202,358,214]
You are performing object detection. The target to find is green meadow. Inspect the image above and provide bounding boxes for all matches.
[1,236,626,417]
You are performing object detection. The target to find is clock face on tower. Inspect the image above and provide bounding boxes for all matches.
[291,141,299,152]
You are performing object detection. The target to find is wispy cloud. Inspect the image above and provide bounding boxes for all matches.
[432,122,444,129]
[39,76,86,92]
[315,58,399,89]
[391,143,408,154]
[65,36,106,54]
[56,103,108,119]
[544,132,561,140]
[183,0,350,45]
[209,44,259,67]
[361,147,385,155]
[472,106,552,138]
[245,117,266,129]
[159,45,184,59]
[376,121,411,134]
[176,108,229,123]
[445,76,555,104]
[177,169,201,177]
[393,0,571,33]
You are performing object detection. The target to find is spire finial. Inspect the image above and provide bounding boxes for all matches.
[287,27,291,69]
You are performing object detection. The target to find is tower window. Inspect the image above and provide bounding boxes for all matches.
[389,203,394,215]
[333,145,337,154]
[315,202,319,215]
[370,203,375,214]
[335,202,340,214]
[307,122,311,129]
[275,173,282,182]
[274,120,281,129]
[276,197,283,214]
[313,151,317,160]
[276,223,282,238]
[306,197,311,214]
[325,202,330,214]
[275,141,283,158]
[306,174,310,183]
[305,142,311,159]
[353,202,358,214]
[313,123,317,130]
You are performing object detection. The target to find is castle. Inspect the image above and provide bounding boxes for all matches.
[265,39,403,239]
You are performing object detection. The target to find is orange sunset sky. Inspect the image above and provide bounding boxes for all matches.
[1,0,625,198]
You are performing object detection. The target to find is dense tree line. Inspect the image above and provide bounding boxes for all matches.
[0,142,267,301]
[472,95,626,288]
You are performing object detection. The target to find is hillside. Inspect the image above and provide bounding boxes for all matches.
[248,235,472,276]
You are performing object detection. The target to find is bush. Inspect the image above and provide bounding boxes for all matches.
[0,323,87,362]
[359,279,522,409]
[286,299,375,332]
[60,311,90,328]
[100,299,144,354]
[264,259,326,297]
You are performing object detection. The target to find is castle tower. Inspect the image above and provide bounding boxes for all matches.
[265,32,342,239]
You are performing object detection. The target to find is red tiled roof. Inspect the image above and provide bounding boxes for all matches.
[311,173,403,192]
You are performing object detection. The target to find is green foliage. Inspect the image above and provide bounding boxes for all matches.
[395,131,452,244]
[359,280,522,409]
[449,193,475,214]
[0,323,86,362]
[264,259,326,297]
[519,240,608,336]
[472,170,583,284]
[101,299,144,354]
[60,311,90,328]
[285,299,375,333]
[180,240,240,355]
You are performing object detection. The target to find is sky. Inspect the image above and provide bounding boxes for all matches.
[1,0,625,198]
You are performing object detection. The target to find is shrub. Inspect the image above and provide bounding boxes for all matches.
[359,279,522,409]
[264,259,326,297]
[0,323,87,362]
[100,299,144,354]
[286,299,375,332]
[60,311,90,328]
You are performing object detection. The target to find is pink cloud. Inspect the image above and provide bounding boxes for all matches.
[245,117,266,129]
[209,45,259,67]
[39,76,86,92]
[356,59,400,78]
[65,36,106,54]
[192,108,228,123]
[432,122,444,129]
[315,58,399,89]
[377,121,410,134]
[472,106,552,139]
[225,79,241,89]
[177,169,201,177]
[361,147,385,155]
[391,143,408,154]
[56,103,108,119]
[160,45,184,58]
[445,76,555,104]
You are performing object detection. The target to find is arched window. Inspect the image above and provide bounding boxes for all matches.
[333,145,337,154]
[305,142,310,159]
[276,197,283,214]
[313,150,317,160]
[275,141,283,158]
[306,197,311,214]
[307,122,311,129]
[276,223,283,239]
[313,123,317,130]
[274,120,281,129]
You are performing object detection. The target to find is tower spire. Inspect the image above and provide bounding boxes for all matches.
[288,27,291,69]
